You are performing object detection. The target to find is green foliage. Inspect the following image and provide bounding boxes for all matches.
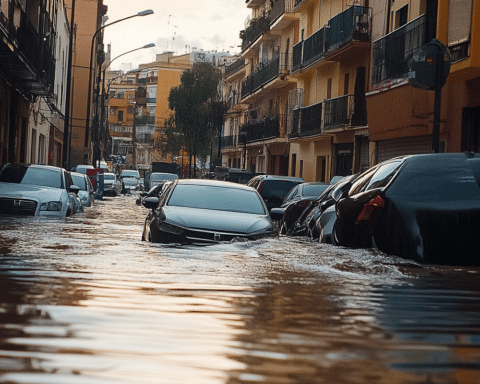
[168,62,223,160]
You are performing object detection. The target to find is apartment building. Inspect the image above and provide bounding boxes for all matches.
[0,0,72,168]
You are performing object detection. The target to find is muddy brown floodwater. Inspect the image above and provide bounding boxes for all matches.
[0,191,479,384]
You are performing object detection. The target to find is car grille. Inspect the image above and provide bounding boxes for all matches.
[184,229,242,243]
[0,197,37,216]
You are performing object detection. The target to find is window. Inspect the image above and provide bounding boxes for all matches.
[327,78,332,99]
[344,73,350,95]
[118,110,123,122]
[291,154,297,176]
[395,5,408,29]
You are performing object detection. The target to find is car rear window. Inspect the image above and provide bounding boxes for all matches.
[261,180,302,200]
[71,174,87,190]
[168,184,266,215]
[0,166,63,189]
[303,184,329,197]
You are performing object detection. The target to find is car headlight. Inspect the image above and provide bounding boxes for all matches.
[40,201,63,211]
[158,221,185,235]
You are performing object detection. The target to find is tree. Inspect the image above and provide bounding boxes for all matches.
[168,62,222,166]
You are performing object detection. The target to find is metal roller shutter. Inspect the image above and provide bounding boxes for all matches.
[377,135,432,163]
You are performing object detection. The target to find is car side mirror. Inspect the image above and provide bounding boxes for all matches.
[69,185,80,195]
[270,207,285,221]
[142,196,159,210]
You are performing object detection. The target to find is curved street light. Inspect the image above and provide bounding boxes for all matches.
[84,9,154,161]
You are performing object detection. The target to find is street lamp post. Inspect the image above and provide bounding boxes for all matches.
[84,9,154,166]
[94,44,155,167]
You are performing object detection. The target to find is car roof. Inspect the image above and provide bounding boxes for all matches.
[251,174,305,182]
[3,163,64,172]
[174,178,256,191]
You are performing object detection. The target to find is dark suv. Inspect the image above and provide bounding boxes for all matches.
[247,175,305,212]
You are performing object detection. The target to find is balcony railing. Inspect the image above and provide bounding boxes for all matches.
[240,14,271,51]
[326,5,371,53]
[270,0,296,25]
[220,135,238,148]
[291,5,371,73]
[372,14,436,85]
[323,94,353,130]
[239,117,280,144]
[226,90,241,109]
[134,116,155,125]
[225,57,246,77]
[241,54,289,99]
[146,98,156,103]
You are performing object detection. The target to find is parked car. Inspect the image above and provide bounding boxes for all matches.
[103,172,123,197]
[246,175,305,212]
[149,172,178,189]
[136,181,172,206]
[331,153,480,266]
[0,163,80,217]
[141,179,277,244]
[270,182,330,234]
[316,205,337,243]
[214,167,254,184]
[70,164,94,175]
[71,172,94,208]
[295,174,359,239]
[119,169,140,180]
[121,177,139,193]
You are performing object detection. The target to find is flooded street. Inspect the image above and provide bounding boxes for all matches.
[0,192,480,384]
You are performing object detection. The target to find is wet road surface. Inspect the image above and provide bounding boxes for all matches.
[0,192,480,383]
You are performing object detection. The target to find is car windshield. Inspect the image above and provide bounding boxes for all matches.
[71,174,87,190]
[168,184,266,215]
[303,184,329,197]
[0,165,63,189]
[121,171,139,178]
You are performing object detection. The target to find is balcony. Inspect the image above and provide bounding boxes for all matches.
[226,90,242,109]
[241,54,291,99]
[220,135,238,149]
[290,102,323,138]
[146,98,156,103]
[372,14,436,87]
[225,57,246,78]
[291,5,371,74]
[134,116,156,125]
[239,116,280,144]
[323,94,353,130]
[0,2,56,99]
[270,0,298,33]
[240,14,271,52]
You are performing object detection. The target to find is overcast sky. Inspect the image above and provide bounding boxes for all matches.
[103,0,251,71]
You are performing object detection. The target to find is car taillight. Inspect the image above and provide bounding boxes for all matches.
[257,181,264,193]
[356,195,385,223]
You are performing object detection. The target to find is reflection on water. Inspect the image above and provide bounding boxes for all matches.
[0,193,479,383]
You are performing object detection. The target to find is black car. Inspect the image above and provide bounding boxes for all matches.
[289,175,358,239]
[246,175,305,212]
[270,182,329,234]
[141,179,277,244]
[332,153,480,266]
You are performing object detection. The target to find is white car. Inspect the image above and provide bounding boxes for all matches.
[71,171,94,207]
[0,163,81,217]
[119,169,140,180]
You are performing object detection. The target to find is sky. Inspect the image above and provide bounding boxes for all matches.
[103,0,251,71]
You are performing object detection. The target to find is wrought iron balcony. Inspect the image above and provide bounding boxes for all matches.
[134,116,155,125]
[0,2,56,99]
[240,14,271,51]
[239,116,280,144]
[323,94,353,130]
[225,57,246,78]
[220,135,238,148]
[292,5,371,73]
[372,14,436,85]
[293,102,323,137]
[326,5,371,53]
[270,0,296,25]
[241,54,288,99]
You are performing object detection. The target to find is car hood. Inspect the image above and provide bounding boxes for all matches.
[0,183,65,201]
[163,206,273,234]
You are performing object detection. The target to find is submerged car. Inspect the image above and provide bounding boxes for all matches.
[149,172,178,189]
[247,175,305,212]
[103,172,123,197]
[0,163,80,217]
[141,179,277,244]
[121,177,139,193]
[71,172,94,208]
[332,153,480,266]
[270,181,330,234]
